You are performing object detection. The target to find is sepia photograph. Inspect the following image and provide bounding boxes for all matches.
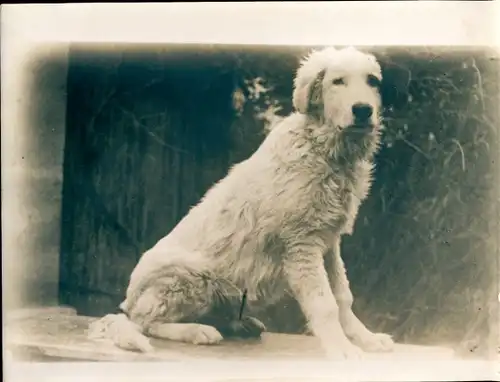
[2,2,499,381]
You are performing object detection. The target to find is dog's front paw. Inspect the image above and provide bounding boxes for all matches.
[351,331,395,353]
[323,338,365,360]
[340,311,395,353]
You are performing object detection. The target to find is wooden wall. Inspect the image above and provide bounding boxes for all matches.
[59,45,244,316]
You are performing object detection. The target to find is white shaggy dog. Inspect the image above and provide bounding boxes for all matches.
[89,46,395,359]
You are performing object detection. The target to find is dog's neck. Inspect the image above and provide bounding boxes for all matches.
[303,116,381,167]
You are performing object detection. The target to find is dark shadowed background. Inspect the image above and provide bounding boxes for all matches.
[48,44,498,358]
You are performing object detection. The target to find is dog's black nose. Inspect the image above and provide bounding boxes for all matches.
[352,103,373,121]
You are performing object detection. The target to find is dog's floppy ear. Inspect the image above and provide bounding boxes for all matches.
[292,51,328,114]
[292,56,327,115]
[307,69,326,115]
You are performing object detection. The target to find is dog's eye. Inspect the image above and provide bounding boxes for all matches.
[332,78,345,86]
[367,74,381,88]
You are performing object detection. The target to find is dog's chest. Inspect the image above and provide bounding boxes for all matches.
[338,178,360,231]
[325,175,354,215]
[316,162,372,233]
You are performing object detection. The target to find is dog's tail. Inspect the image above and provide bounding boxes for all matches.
[87,313,153,353]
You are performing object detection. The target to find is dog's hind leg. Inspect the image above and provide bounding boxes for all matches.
[125,264,265,345]
[326,237,394,352]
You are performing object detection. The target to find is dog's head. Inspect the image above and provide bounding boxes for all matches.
[293,46,382,133]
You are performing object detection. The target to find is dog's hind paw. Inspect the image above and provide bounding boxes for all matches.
[222,316,267,339]
[240,316,267,337]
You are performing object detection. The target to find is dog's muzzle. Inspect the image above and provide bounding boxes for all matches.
[352,103,373,122]
[348,103,376,133]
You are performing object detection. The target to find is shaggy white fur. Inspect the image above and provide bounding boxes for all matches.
[88,46,395,360]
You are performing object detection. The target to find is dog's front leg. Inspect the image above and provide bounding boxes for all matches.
[283,243,364,360]
[328,236,394,352]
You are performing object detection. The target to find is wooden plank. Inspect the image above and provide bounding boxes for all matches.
[5,312,457,363]
[5,306,77,323]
